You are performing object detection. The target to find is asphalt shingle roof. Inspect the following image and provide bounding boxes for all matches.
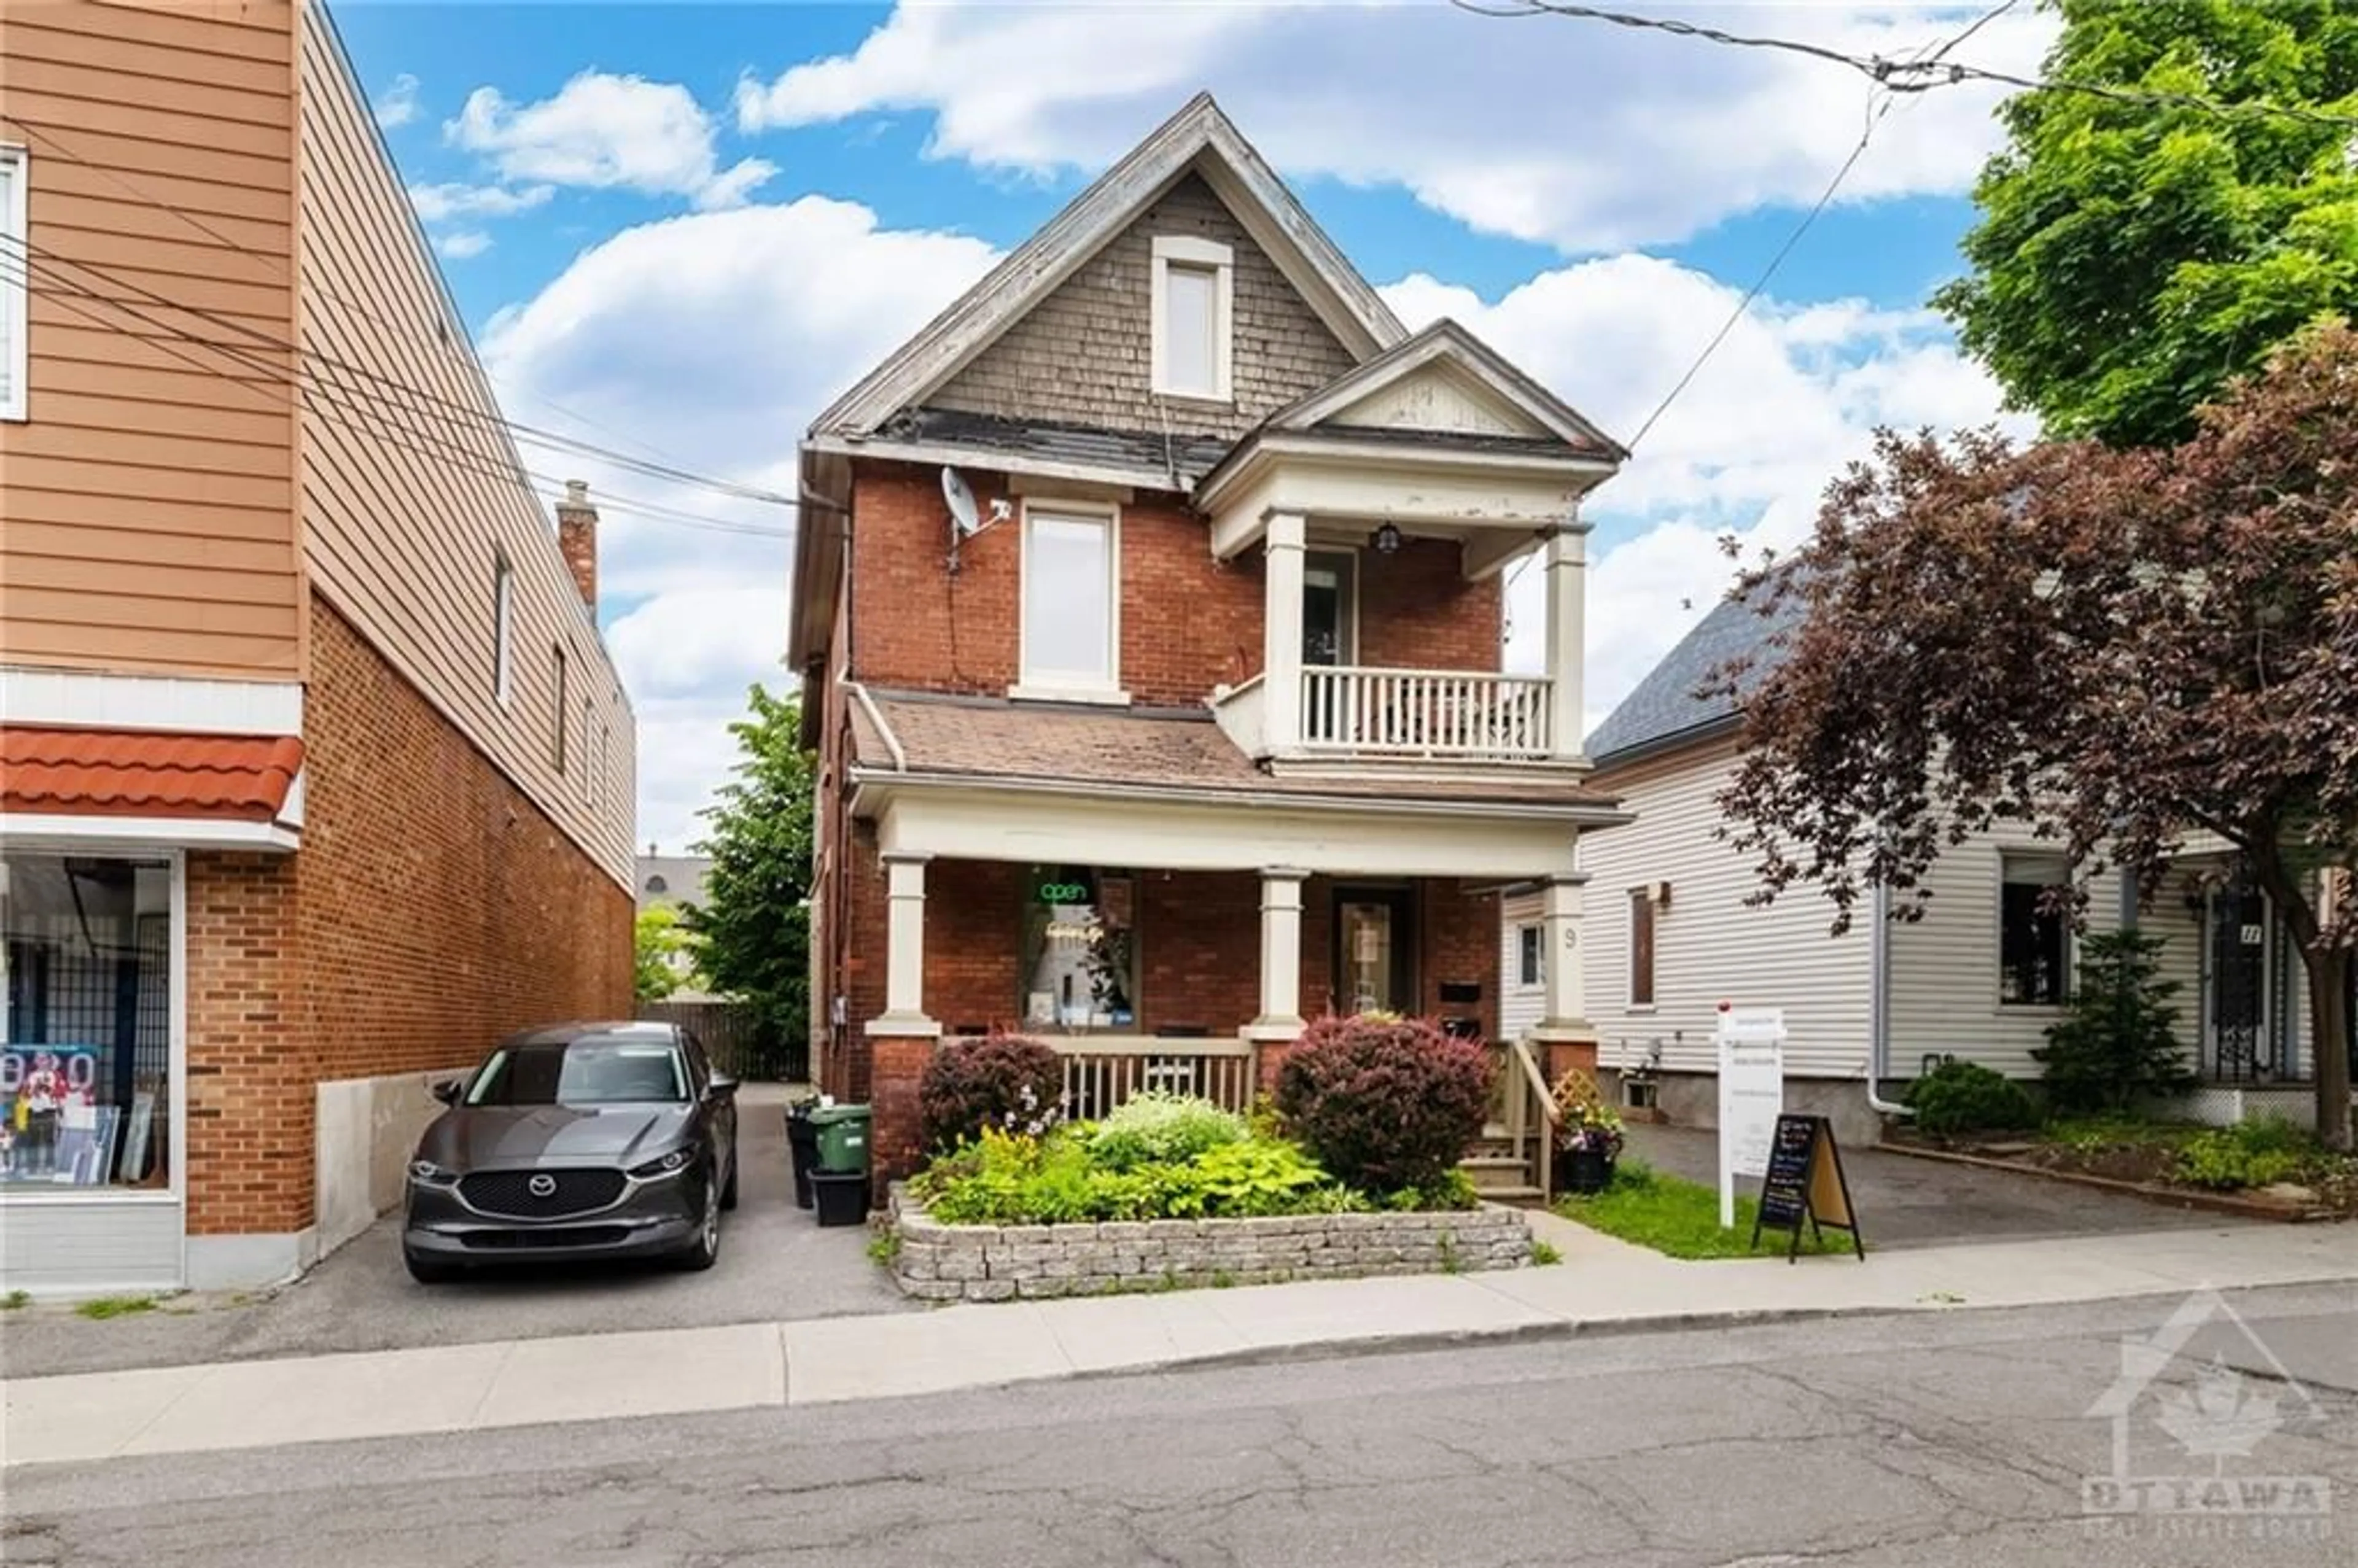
[852,691,1620,810]
[1584,588,1804,766]
[891,407,1232,484]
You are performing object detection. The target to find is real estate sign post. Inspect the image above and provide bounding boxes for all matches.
[1715,1005,1785,1229]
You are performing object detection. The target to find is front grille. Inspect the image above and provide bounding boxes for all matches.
[459,1225,632,1251]
[459,1168,628,1220]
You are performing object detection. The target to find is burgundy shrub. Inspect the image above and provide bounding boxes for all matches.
[917,1033,1065,1154]
[1273,1014,1493,1193]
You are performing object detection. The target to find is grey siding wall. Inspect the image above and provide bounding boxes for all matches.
[930,173,1356,442]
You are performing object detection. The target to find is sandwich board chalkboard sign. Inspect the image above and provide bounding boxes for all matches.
[1749,1114,1866,1262]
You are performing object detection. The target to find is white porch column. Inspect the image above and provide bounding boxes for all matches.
[1542,521,1589,762]
[1262,511,1307,753]
[1243,866,1309,1042]
[871,852,940,1036]
[1531,872,1594,1041]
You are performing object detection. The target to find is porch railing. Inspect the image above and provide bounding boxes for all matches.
[1046,1037,1257,1121]
[1301,666,1553,758]
[1500,1035,1560,1205]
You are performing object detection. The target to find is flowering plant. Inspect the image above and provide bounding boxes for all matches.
[1551,1068,1624,1159]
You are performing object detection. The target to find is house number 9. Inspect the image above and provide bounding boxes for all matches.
[1562,929,1578,950]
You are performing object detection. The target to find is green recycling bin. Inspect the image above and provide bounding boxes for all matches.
[808,1103,873,1173]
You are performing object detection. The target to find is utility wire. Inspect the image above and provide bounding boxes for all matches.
[1452,0,2358,132]
[0,114,801,510]
[4,255,795,543]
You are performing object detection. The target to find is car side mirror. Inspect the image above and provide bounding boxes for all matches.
[430,1077,464,1106]
[707,1075,739,1101]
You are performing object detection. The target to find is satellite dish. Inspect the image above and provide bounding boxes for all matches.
[941,466,981,539]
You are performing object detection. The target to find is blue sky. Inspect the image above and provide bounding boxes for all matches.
[336,1,2055,849]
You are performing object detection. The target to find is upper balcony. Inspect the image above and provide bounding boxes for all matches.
[1194,324,1621,770]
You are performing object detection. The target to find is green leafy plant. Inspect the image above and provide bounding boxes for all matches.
[1087,1092,1247,1171]
[865,1228,902,1267]
[2176,1116,2330,1192]
[686,684,814,1055]
[76,1295,157,1321]
[1274,1012,1492,1192]
[912,1124,1357,1225]
[1905,1060,2039,1136]
[2034,930,2197,1116]
[1529,1240,1563,1267]
[1,1289,29,1310]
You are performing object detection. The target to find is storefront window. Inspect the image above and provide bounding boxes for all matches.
[1020,866,1138,1031]
[2,854,173,1190]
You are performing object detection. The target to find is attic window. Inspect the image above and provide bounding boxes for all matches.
[1151,235,1232,402]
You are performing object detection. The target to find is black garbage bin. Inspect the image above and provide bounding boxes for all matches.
[811,1168,870,1227]
[785,1097,820,1210]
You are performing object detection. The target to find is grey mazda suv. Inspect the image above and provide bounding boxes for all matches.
[402,1022,739,1283]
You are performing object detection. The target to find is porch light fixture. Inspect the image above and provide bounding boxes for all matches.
[1370,521,1402,556]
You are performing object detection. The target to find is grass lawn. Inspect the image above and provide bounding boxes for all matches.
[1553,1161,1858,1260]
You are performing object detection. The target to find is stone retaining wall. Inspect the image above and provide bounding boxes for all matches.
[888,1192,1533,1302]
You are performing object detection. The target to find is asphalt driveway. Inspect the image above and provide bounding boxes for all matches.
[1,1084,911,1380]
[1622,1123,2251,1251]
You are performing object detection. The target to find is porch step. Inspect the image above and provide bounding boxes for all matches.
[1476,1184,1547,1208]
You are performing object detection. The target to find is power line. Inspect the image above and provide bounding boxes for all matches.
[1453,0,2358,132]
[4,255,795,543]
[0,114,801,509]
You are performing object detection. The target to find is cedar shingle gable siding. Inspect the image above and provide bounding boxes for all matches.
[930,174,1356,442]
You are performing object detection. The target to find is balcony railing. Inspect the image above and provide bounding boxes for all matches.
[1300,667,1554,758]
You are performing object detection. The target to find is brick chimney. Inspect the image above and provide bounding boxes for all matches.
[556,479,598,611]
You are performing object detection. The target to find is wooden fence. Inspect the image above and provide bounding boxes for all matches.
[636,999,809,1082]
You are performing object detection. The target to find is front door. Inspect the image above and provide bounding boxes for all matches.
[1333,887,1415,1016]
[1303,551,1356,667]
[2206,885,2275,1081]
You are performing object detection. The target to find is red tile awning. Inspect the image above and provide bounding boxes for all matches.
[2,727,305,823]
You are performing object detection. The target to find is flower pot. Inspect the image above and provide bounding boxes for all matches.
[810,1168,870,1227]
[1556,1146,1614,1195]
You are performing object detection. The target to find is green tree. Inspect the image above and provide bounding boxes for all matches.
[687,685,815,1052]
[634,904,703,1003]
[2033,930,2199,1116]
[1936,0,2358,448]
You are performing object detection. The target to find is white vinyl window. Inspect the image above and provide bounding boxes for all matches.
[1150,235,1232,402]
[492,554,515,705]
[1,147,28,421]
[1515,923,1545,990]
[1016,505,1123,700]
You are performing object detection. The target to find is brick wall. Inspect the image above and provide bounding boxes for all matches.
[182,592,633,1238]
[1357,538,1502,672]
[932,173,1356,443]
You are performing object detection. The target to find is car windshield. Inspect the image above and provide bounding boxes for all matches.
[464,1039,689,1107]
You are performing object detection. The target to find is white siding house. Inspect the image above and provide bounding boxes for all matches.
[1530,593,2349,1142]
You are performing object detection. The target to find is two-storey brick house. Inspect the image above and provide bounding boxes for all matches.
[0,0,634,1294]
[793,97,1631,1179]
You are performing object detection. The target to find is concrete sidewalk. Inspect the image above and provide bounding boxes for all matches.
[6,1216,2354,1469]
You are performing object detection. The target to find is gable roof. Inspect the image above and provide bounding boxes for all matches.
[809,94,1406,439]
[1585,586,1804,767]
[1271,319,1624,459]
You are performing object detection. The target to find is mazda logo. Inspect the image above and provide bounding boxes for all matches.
[527,1174,558,1198]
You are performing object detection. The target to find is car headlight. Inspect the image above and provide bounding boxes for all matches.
[408,1159,459,1187]
[629,1147,695,1179]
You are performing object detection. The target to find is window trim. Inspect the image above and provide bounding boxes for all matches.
[1011,499,1129,704]
[1303,549,1360,667]
[1,145,28,423]
[1628,888,1657,1009]
[1150,235,1234,403]
[579,696,594,804]
[1994,850,2072,1009]
[1514,922,1545,990]
[492,552,515,707]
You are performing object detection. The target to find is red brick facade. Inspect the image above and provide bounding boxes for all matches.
[182,593,632,1238]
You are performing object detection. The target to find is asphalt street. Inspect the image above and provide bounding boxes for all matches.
[5,1283,2351,1567]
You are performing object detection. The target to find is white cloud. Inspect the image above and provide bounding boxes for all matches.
[373,72,421,130]
[481,196,1001,845]
[435,230,493,260]
[449,72,776,211]
[1423,255,2034,731]
[735,2,2056,252]
[407,181,554,223]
